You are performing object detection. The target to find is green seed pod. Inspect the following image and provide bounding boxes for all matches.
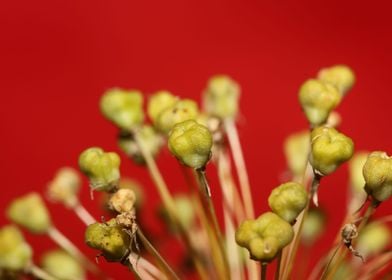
[118,125,163,164]
[301,208,325,246]
[348,152,369,194]
[147,90,178,125]
[299,79,341,126]
[356,222,391,257]
[235,212,294,262]
[160,194,195,232]
[363,151,392,202]
[283,130,310,178]
[203,75,240,118]
[310,126,354,176]
[78,147,121,192]
[41,250,85,280]
[47,167,81,207]
[155,99,199,134]
[7,193,52,234]
[168,120,213,169]
[0,225,32,270]
[268,182,308,224]
[100,88,144,131]
[317,65,355,95]
[85,219,130,262]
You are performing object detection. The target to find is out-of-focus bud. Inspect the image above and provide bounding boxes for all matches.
[147,91,178,124]
[168,120,213,169]
[268,182,308,224]
[310,126,354,176]
[155,99,199,134]
[41,250,85,280]
[299,79,341,126]
[203,75,240,118]
[78,147,121,192]
[109,189,136,213]
[348,152,369,194]
[47,167,81,207]
[356,222,391,258]
[363,151,392,202]
[7,193,52,234]
[160,194,195,231]
[284,131,310,178]
[317,65,355,96]
[301,208,325,246]
[100,88,144,130]
[85,219,130,262]
[235,212,294,262]
[118,125,163,164]
[0,225,32,270]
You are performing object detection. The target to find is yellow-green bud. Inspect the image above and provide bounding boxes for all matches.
[299,79,341,126]
[7,193,51,234]
[47,167,81,207]
[147,90,178,124]
[155,99,199,134]
[109,189,136,213]
[168,120,213,169]
[268,182,308,224]
[118,125,163,164]
[78,147,121,192]
[100,88,144,130]
[283,131,310,177]
[0,225,32,270]
[41,250,85,280]
[310,126,354,175]
[363,151,392,202]
[160,194,195,231]
[317,65,355,95]
[301,208,325,245]
[348,152,369,194]
[357,222,391,257]
[203,75,240,118]
[85,219,130,262]
[235,212,294,262]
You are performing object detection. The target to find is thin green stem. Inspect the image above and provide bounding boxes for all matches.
[275,251,282,280]
[261,263,268,280]
[29,264,59,280]
[137,228,180,280]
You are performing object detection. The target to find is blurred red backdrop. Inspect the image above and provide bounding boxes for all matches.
[1,0,391,279]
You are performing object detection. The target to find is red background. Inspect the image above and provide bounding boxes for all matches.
[1,0,391,279]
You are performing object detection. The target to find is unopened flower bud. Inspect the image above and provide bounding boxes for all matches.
[118,125,163,164]
[168,120,213,169]
[363,151,392,202]
[203,75,240,118]
[155,99,199,134]
[7,193,52,234]
[299,79,341,126]
[160,194,195,231]
[47,167,81,207]
[235,212,294,262]
[100,88,144,130]
[147,91,178,124]
[310,126,354,175]
[85,219,130,262]
[317,65,355,95]
[0,225,32,270]
[109,189,136,213]
[301,208,325,245]
[357,222,391,257]
[268,182,308,224]
[41,250,85,280]
[78,147,121,192]
[283,131,310,177]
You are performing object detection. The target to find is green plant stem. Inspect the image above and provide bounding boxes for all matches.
[224,118,255,219]
[196,168,230,278]
[73,201,96,225]
[275,251,282,280]
[47,226,103,277]
[137,228,180,280]
[132,127,208,280]
[261,262,268,280]
[29,264,59,280]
